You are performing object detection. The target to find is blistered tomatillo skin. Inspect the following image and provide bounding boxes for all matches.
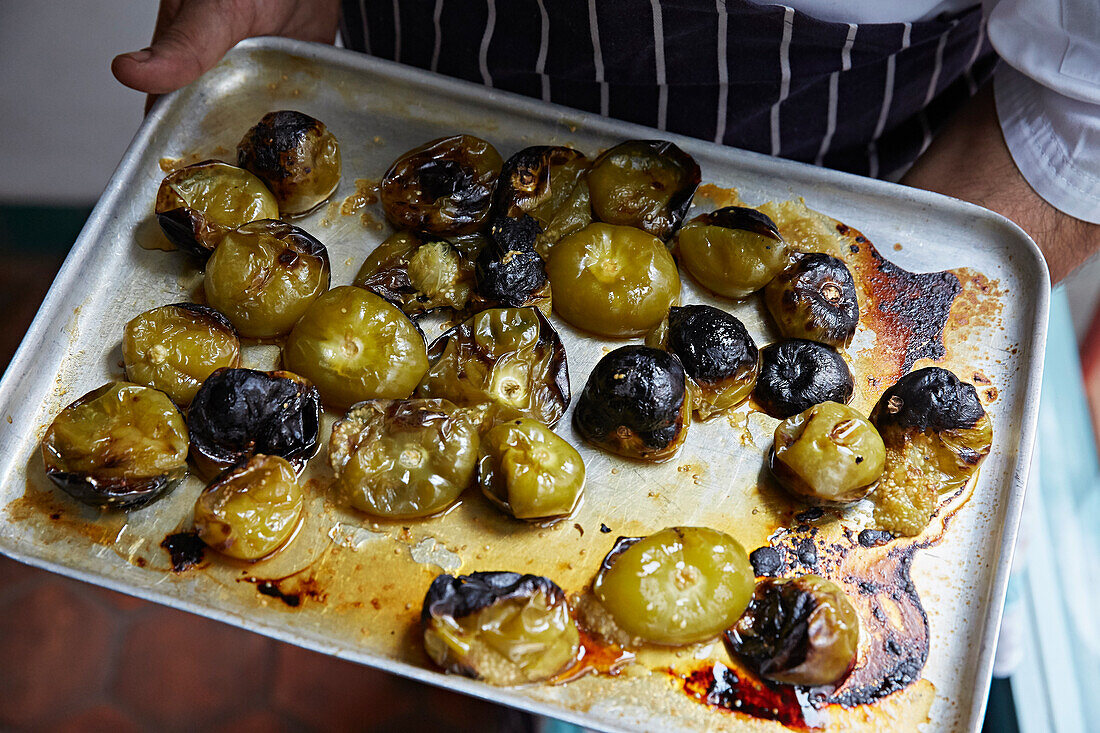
[764,253,859,347]
[155,160,279,258]
[329,399,480,518]
[548,223,680,338]
[573,345,690,463]
[187,368,320,479]
[587,140,700,241]
[754,339,854,419]
[650,305,759,420]
[422,571,580,686]
[354,231,474,316]
[727,574,859,687]
[478,418,585,521]
[204,219,330,339]
[122,303,240,407]
[869,367,993,537]
[42,382,189,510]
[416,307,570,429]
[284,286,429,410]
[493,146,592,247]
[592,527,754,647]
[675,206,791,299]
[381,135,503,236]
[770,401,885,505]
[193,454,304,561]
[237,110,342,216]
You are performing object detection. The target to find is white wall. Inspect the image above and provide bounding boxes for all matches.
[0,1,156,204]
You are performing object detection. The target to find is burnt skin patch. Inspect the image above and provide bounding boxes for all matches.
[750,546,784,577]
[160,531,205,572]
[858,529,893,548]
[677,661,822,730]
[241,572,326,608]
[832,544,928,706]
[857,246,961,381]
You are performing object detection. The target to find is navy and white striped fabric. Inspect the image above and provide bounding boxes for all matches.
[340,0,996,180]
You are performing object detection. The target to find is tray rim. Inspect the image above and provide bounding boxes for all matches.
[0,35,1050,732]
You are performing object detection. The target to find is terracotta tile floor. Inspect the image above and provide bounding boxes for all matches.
[0,250,530,732]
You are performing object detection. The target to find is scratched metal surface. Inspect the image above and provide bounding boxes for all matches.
[0,38,1048,732]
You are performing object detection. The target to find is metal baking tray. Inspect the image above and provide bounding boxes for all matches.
[0,38,1047,731]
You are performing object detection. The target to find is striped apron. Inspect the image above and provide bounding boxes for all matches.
[340,0,996,180]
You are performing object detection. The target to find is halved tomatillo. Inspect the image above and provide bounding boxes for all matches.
[478,418,585,520]
[41,382,189,510]
[155,160,279,258]
[193,454,304,561]
[422,571,580,686]
[416,307,570,429]
[329,398,480,519]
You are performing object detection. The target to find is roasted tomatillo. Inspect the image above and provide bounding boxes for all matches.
[771,401,885,504]
[592,527,754,646]
[122,303,240,406]
[284,286,429,410]
[675,206,790,299]
[573,345,690,462]
[381,135,503,236]
[548,223,680,338]
[869,367,993,536]
[204,219,330,339]
[329,399,480,518]
[42,382,189,510]
[416,307,569,429]
[237,110,342,216]
[422,571,580,685]
[727,574,859,687]
[155,160,279,257]
[193,454,304,561]
[587,140,700,240]
[478,418,585,520]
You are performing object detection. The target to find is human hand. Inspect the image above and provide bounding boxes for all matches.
[902,85,1098,283]
[112,0,340,112]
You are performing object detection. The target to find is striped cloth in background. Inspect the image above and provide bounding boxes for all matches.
[340,0,996,179]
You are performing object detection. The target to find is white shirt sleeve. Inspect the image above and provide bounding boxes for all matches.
[988,0,1100,223]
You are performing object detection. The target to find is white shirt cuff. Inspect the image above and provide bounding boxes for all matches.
[995,64,1100,225]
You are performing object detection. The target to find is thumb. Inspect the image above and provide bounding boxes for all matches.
[112,0,254,95]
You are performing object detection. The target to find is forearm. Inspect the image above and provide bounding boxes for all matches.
[901,84,1098,283]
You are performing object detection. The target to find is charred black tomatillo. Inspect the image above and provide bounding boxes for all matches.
[649,305,759,420]
[754,339,854,419]
[765,253,859,347]
[573,345,690,462]
[187,368,320,479]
